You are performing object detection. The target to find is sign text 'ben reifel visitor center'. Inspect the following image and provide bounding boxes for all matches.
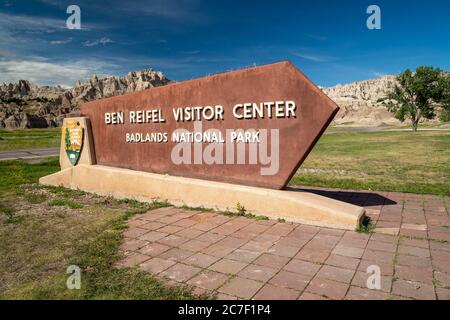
[40,61,365,230]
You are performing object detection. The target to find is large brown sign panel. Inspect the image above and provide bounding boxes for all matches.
[80,61,338,190]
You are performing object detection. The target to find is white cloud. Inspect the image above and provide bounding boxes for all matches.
[0,12,66,34]
[0,58,118,86]
[83,37,114,47]
[50,38,73,45]
[292,52,330,63]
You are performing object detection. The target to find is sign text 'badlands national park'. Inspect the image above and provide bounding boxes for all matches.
[81,61,339,190]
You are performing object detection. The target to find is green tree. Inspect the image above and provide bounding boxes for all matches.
[439,75,450,122]
[384,67,450,131]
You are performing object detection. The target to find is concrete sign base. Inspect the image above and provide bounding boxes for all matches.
[40,163,365,230]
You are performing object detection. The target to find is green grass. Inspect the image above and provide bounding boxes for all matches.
[0,158,206,299]
[292,130,450,196]
[0,128,60,151]
[48,198,83,209]
[355,217,375,234]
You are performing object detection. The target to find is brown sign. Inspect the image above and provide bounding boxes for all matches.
[80,61,338,190]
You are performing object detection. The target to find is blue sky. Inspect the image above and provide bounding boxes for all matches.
[1,0,449,87]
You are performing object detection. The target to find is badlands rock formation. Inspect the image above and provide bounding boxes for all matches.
[0,69,446,129]
[322,75,402,126]
[0,69,169,129]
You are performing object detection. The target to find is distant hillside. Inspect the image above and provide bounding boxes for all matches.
[0,69,169,129]
[1,68,447,129]
[323,73,449,127]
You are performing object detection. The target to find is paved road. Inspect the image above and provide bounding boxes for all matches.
[0,147,59,161]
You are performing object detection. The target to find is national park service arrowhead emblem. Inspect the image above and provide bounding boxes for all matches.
[64,119,84,165]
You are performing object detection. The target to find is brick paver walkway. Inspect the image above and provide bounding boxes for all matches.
[117,188,450,300]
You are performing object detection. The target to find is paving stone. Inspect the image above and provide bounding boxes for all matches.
[429,231,450,242]
[430,241,450,253]
[318,228,346,237]
[295,246,332,264]
[342,231,370,242]
[313,234,342,246]
[193,222,218,232]
[432,256,450,274]
[288,226,319,240]
[283,259,321,277]
[159,248,195,262]
[238,264,278,282]
[233,223,270,239]
[436,287,450,300]
[253,233,280,243]
[184,252,220,268]
[179,239,211,252]
[358,259,394,276]
[139,257,176,274]
[175,227,204,239]
[240,240,273,252]
[345,286,390,300]
[123,227,148,239]
[253,284,300,300]
[120,238,148,252]
[213,222,245,236]
[316,265,355,283]
[269,270,310,291]
[138,242,171,256]
[196,232,225,243]
[139,221,166,230]
[156,215,183,224]
[362,249,395,263]
[400,229,428,238]
[351,271,392,292]
[202,244,235,258]
[160,263,201,282]
[392,279,436,300]
[266,244,300,258]
[337,238,368,249]
[209,259,248,274]
[118,252,150,267]
[172,218,198,228]
[370,233,398,244]
[218,277,264,299]
[116,204,447,301]
[332,245,364,259]
[366,240,397,253]
[306,277,349,300]
[398,245,430,258]
[396,254,432,268]
[375,228,400,236]
[395,265,433,285]
[275,236,308,248]
[157,234,190,247]
[127,218,149,227]
[138,231,168,242]
[265,223,295,236]
[253,253,290,269]
[225,249,260,263]
[401,223,427,231]
[377,221,401,228]
[217,236,247,249]
[400,237,429,249]
[434,270,450,288]
[298,292,329,300]
[325,254,360,270]
[187,270,229,291]
[215,293,238,300]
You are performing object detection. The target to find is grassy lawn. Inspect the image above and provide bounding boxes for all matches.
[292,131,450,196]
[0,158,204,299]
[0,128,60,151]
